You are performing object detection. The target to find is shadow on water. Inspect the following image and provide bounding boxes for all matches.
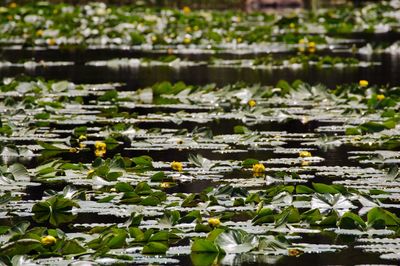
[0,49,399,88]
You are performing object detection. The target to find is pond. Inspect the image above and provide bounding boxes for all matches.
[1,1,400,265]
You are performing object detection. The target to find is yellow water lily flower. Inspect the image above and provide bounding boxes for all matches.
[41,235,57,246]
[376,94,385,101]
[182,6,191,14]
[299,151,312,158]
[248,99,256,107]
[252,163,265,174]
[36,30,44,37]
[308,42,316,53]
[94,141,106,157]
[171,161,183,172]
[359,80,368,87]
[208,218,221,227]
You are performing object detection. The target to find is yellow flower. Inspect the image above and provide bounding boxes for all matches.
[359,80,368,87]
[47,38,56,46]
[252,163,265,174]
[9,2,17,8]
[301,160,311,166]
[69,147,77,153]
[299,151,312,158]
[183,37,191,44]
[182,6,191,14]
[36,30,44,37]
[41,235,57,246]
[236,37,242,43]
[208,218,221,227]
[185,26,192,33]
[376,94,385,101]
[248,99,256,107]
[308,42,316,53]
[95,141,106,149]
[289,23,296,29]
[171,161,183,172]
[94,141,106,157]
[79,135,87,141]
[160,182,172,188]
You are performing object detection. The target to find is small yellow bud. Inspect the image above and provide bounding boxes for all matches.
[359,80,369,87]
[182,6,191,14]
[376,94,385,101]
[299,151,312,158]
[252,163,265,174]
[160,182,172,188]
[289,23,296,29]
[208,218,221,227]
[47,38,56,46]
[248,99,256,108]
[183,37,191,44]
[171,161,183,172]
[69,148,77,153]
[41,235,57,246]
[36,30,44,37]
[9,2,17,8]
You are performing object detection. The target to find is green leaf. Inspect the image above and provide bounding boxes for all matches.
[214,229,258,253]
[191,238,219,253]
[151,171,165,182]
[367,207,400,229]
[296,185,314,194]
[32,195,79,227]
[142,242,168,254]
[312,183,340,194]
[241,159,259,168]
[338,212,366,230]
[61,240,86,255]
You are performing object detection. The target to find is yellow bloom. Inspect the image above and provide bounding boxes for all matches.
[94,141,106,157]
[183,37,191,44]
[208,218,221,227]
[41,235,57,246]
[9,2,17,8]
[95,141,106,149]
[47,38,56,46]
[185,26,192,33]
[79,135,87,141]
[36,30,44,37]
[248,99,256,107]
[236,37,242,43]
[308,42,316,53]
[69,148,77,153]
[171,161,183,172]
[359,80,368,87]
[252,163,265,174]
[182,6,191,14]
[160,182,172,188]
[299,151,312,158]
[376,94,385,101]
[289,23,296,29]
